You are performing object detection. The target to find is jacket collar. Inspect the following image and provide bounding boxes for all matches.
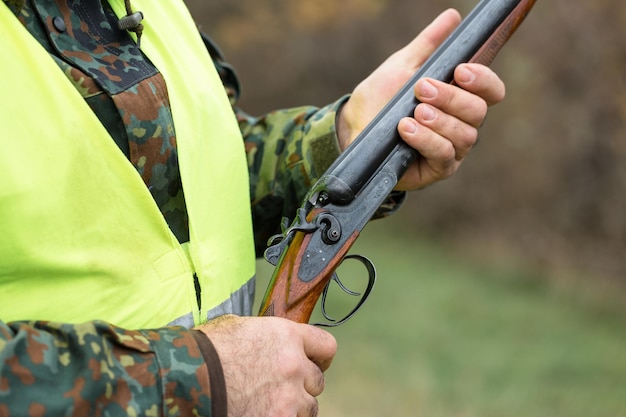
[3,0,24,15]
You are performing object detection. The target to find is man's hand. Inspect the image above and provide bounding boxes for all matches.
[197,315,337,417]
[336,8,506,191]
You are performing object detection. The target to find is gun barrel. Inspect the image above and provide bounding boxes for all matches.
[315,0,535,205]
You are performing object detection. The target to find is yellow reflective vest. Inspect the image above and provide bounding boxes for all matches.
[0,0,256,328]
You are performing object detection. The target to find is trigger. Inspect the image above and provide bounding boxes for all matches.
[332,272,361,297]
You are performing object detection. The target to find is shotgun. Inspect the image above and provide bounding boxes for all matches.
[259,0,537,325]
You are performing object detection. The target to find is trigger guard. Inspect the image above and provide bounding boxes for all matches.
[314,254,376,327]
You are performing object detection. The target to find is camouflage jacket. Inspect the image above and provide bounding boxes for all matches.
[0,320,223,417]
[0,0,346,415]
[1,0,403,415]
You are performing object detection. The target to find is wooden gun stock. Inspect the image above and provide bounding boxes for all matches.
[258,210,360,323]
[259,0,536,325]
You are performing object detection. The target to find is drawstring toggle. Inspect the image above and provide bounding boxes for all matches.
[118,0,144,47]
[118,11,143,31]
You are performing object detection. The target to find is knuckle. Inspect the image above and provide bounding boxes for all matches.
[477,98,489,120]
[478,95,488,114]
[308,398,320,417]
[443,137,457,157]
[314,366,326,393]
[461,124,479,148]
[311,325,338,354]
[304,364,326,397]
[281,352,303,378]
[324,330,338,355]
[436,142,458,172]
[439,159,459,180]
[464,98,488,129]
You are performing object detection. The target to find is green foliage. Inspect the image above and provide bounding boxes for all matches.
[255,218,626,416]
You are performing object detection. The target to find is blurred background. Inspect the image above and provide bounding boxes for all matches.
[186,1,626,416]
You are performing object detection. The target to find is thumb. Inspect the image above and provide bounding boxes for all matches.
[400,8,462,71]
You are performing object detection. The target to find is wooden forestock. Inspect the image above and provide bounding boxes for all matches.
[470,0,536,67]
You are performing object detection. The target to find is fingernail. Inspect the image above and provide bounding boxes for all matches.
[420,104,436,121]
[419,80,437,99]
[457,66,475,84]
[402,118,418,134]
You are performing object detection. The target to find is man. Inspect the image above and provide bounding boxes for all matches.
[0,0,504,416]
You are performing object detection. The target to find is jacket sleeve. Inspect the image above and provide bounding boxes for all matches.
[238,98,408,256]
[0,320,225,417]
[204,33,406,256]
[239,100,346,255]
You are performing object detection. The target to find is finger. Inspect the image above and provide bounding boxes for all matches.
[297,397,319,417]
[396,117,460,189]
[273,389,319,417]
[413,103,478,161]
[303,363,325,397]
[398,117,456,164]
[415,77,488,128]
[299,324,337,372]
[454,63,506,106]
[399,9,462,70]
